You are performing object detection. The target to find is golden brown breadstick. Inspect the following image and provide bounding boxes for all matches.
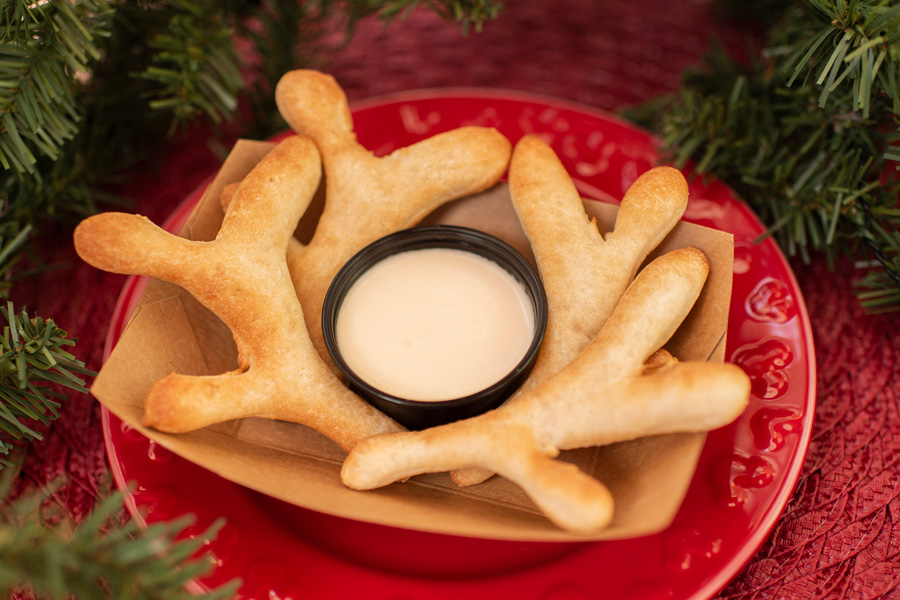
[451,135,689,486]
[74,136,404,451]
[273,70,513,361]
[341,247,750,533]
[509,135,689,384]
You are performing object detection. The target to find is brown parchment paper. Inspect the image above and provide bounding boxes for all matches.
[91,139,735,542]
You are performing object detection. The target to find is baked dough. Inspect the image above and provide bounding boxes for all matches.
[341,247,750,532]
[451,134,689,486]
[74,136,404,450]
[75,69,513,449]
[274,70,512,361]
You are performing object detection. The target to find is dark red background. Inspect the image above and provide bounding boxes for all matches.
[9,1,900,598]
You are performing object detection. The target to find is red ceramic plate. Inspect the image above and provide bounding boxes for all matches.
[102,91,815,599]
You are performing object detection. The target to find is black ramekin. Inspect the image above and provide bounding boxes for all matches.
[321,225,547,430]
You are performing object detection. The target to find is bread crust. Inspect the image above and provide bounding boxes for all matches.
[75,71,750,533]
[275,70,513,362]
[341,247,750,533]
[75,69,514,451]
[75,136,404,451]
[451,135,689,486]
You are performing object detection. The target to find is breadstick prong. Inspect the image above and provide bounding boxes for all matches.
[216,136,320,246]
[574,246,710,377]
[74,213,200,280]
[145,365,402,452]
[144,371,263,433]
[342,417,503,489]
[220,179,306,261]
[534,361,749,452]
[275,70,354,146]
[343,420,615,533]
[513,452,615,533]
[607,164,690,280]
[559,361,750,448]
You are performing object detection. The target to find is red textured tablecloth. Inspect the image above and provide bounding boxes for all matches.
[9,1,900,598]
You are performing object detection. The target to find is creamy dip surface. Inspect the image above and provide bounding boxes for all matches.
[335,248,535,401]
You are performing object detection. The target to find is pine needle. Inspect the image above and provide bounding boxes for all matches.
[0,486,240,599]
[0,302,93,469]
[626,0,900,312]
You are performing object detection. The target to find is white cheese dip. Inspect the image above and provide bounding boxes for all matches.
[335,247,535,401]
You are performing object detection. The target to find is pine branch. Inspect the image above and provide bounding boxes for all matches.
[0,0,117,176]
[241,0,503,138]
[137,0,245,133]
[627,0,900,312]
[852,197,900,312]
[1,485,239,599]
[239,0,345,139]
[0,0,505,276]
[1,0,505,180]
[0,221,31,299]
[0,3,502,597]
[0,302,93,470]
[366,0,503,33]
[781,1,900,123]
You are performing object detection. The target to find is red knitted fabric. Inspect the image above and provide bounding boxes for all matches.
[8,2,900,598]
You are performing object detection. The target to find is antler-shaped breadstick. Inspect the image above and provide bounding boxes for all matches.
[451,135,689,486]
[509,135,689,384]
[74,136,404,451]
[341,247,750,533]
[273,70,513,360]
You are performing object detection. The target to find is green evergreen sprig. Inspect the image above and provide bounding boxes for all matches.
[240,0,346,139]
[0,3,501,596]
[0,302,93,469]
[365,0,502,33]
[138,1,244,133]
[628,0,900,312]
[783,0,900,139]
[0,0,504,280]
[2,0,503,185]
[1,485,239,599]
[0,222,31,299]
[0,0,116,176]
